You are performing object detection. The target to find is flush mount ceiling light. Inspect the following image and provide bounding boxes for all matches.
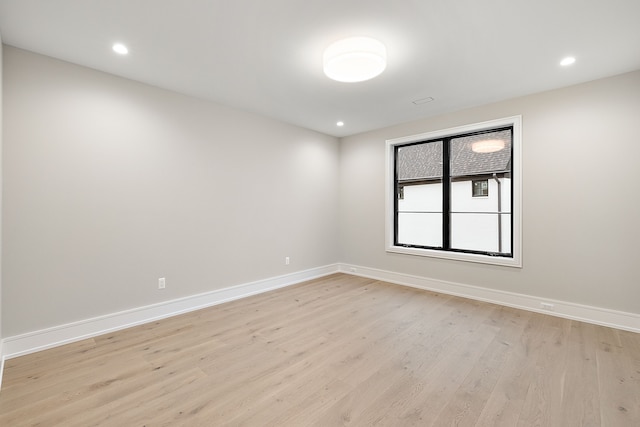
[336,121,345,127]
[112,43,129,55]
[323,37,387,82]
[472,139,505,153]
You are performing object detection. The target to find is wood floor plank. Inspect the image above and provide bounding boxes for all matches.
[430,305,533,427]
[516,315,573,426]
[0,273,638,426]
[0,354,153,425]
[245,291,450,426]
[310,297,499,425]
[185,283,432,425]
[473,310,549,427]
[355,323,500,426]
[557,321,601,427]
[594,325,640,426]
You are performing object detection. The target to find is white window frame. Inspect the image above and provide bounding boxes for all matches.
[385,116,522,268]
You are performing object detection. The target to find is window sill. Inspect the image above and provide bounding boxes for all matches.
[387,245,522,268]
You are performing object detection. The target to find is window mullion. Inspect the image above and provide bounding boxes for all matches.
[442,138,451,250]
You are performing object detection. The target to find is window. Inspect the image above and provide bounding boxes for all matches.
[386,116,522,267]
[472,179,489,197]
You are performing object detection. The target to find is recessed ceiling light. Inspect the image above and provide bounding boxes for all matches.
[472,139,505,153]
[560,56,575,66]
[323,37,387,83]
[412,97,435,105]
[337,121,344,127]
[112,43,129,55]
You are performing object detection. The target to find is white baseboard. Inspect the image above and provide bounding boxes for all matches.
[338,263,640,333]
[0,341,4,390]
[1,264,340,361]
[2,261,637,386]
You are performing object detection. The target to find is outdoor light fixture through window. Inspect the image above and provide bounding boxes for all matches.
[323,37,387,82]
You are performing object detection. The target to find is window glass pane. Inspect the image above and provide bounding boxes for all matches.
[397,183,442,247]
[449,130,512,179]
[450,213,512,253]
[501,213,512,253]
[396,141,442,248]
[449,130,511,254]
[396,141,443,181]
[398,212,443,247]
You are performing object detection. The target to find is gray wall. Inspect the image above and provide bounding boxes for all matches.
[2,46,340,336]
[3,44,639,340]
[0,36,4,351]
[339,70,640,314]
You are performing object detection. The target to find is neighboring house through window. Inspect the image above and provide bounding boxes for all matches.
[386,116,522,267]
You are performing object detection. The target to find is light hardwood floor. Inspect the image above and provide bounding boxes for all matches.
[0,273,638,426]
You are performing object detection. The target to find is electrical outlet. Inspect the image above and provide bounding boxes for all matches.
[158,277,166,289]
[540,302,554,311]
[285,257,290,265]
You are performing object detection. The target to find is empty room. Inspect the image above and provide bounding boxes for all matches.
[0,0,639,426]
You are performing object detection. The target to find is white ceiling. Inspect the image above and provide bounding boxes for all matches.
[1,0,639,137]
